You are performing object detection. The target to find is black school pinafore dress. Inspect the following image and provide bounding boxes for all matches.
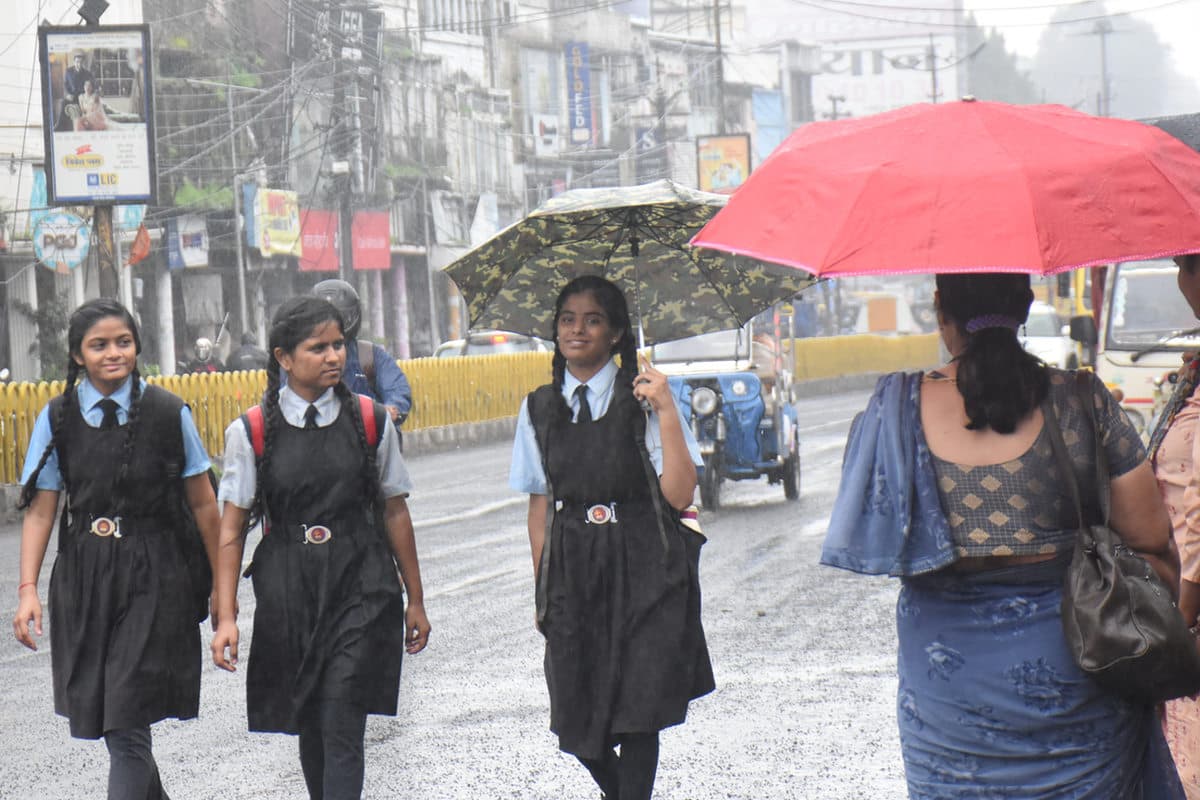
[48,386,201,740]
[528,384,714,760]
[244,401,405,734]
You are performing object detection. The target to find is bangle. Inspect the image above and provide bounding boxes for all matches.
[17,581,36,592]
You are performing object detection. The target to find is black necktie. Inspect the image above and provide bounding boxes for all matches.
[304,404,319,430]
[97,398,120,430]
[574,385,592,424]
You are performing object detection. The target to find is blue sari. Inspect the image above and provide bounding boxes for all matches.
[898,558,1182,799]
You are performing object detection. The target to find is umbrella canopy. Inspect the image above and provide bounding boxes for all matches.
[443,179,816,343]
[691,99,1200,277]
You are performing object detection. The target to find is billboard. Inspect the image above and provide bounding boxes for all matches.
[299,209,339,272]
[255,188,302,257]
[38,24,157,205]
[352,211,390,270]
[696,134,751,195]
[565,41,591,146]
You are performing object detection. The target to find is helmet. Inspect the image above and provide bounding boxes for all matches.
[312,279,361,339]
[195,337,212,360]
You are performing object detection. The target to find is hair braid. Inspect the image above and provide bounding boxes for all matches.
[247,359,282,531]
[111,368,142,516]
[551,350,567,394]
[616,333,638,391]
[17,361,81,509]
[335,382,381,508]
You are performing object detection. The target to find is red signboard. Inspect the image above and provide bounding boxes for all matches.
[352,210,390,271]
[299,209,339,272]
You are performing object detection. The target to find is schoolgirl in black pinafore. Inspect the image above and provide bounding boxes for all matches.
[243,397,406,732]
[48,385,201,739]
[528,375,715,762]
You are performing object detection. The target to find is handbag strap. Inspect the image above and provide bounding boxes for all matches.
[1040,388,1087,532]
[1041,372,1111,532]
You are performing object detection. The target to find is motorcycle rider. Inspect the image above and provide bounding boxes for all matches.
[182,337,223,374]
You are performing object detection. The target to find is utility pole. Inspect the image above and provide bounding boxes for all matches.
[227,67,249,335]
[824,94,847,121]
[1091,19,1113,116]
[926,34,940,103]
[79,9,117,298]
[713,0,725,135]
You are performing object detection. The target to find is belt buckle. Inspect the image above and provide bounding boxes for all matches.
[585,504,617,525]
[303,524,332,544]
[90,516,122,538]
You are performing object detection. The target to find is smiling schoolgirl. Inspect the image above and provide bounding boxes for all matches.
[510,275,714,800]
[13,298,221,800]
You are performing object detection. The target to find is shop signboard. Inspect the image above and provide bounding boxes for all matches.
[565,41,591,145]
[299,209,339,272]
[352,210,390,270]
[33,211,90,273]
[696,133,751,195]
[255,188,302,257]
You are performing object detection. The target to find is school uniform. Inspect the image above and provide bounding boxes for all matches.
[20,377,211,741]
[219,385,411,735]
[510,359,714,763]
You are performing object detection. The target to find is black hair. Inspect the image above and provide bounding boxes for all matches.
[247,296,380,530]
[936,273,1048,434]
[550,275,637,394]
[19,298,143,509]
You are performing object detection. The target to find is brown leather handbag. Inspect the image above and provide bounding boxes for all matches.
[1044,375,1200,704]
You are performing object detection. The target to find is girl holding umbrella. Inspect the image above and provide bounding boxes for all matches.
[509,275,713,799]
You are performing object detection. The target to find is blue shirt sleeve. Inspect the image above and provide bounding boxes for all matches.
[20,406,62,491]
[372,344,412,416]
[179,405,212,477]
[509,398,548,495]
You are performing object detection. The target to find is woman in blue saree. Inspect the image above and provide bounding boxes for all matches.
[824,273,1184,798]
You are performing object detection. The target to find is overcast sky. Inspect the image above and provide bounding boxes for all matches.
[967,0,1199,99]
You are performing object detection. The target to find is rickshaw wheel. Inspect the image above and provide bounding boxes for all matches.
[783,433,801,500]
[700,453,721,511]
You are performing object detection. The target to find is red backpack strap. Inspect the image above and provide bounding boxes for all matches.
[358,394,379,448]
[242,405,266,459]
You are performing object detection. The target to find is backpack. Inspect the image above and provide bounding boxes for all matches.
[242,393,381,458]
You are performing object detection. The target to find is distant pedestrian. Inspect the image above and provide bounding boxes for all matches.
[824,273,1185,796]
[12,298,220,800]
[210,295,429,800]
[225,331,269,372]
[509,275,713,800]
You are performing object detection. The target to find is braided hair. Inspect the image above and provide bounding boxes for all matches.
[247,296,380,528]
[18,299,142,510]
[936,273,1049,434]
[550,275,637,394]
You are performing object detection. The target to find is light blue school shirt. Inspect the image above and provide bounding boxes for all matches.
[20,376,212,491]
[218,384,412,509]
[509,358,703,495]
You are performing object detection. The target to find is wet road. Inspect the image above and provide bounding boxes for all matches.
[0,384,909,799]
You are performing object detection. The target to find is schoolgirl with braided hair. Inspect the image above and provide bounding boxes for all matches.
[510,275,714,800]
[211,295,429,800]
[12,297,221,800]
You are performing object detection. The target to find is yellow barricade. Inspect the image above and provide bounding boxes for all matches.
[0,352,555,485]
[790,333,940,381]
[1,337,938,486]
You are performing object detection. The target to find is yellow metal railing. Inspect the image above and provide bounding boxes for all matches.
[1,336,937,485]
[0,352,554,485]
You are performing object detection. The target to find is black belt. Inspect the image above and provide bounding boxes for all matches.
[76,513,171,538]
[269,522,341,544]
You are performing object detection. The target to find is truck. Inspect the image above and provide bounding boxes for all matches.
[1075,259,1200,433]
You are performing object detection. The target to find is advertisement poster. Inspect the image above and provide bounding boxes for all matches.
[38,25,156,205]
[299,209,339,272]
[255,188,302,257]
[166,215,209,269]
[696,134,751,195]
[352,211,390,270]
[565,41,591,146]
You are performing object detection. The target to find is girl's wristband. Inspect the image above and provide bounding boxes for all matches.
[17,582,36,593]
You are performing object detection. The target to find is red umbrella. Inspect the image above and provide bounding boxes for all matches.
[691,98,1200,276]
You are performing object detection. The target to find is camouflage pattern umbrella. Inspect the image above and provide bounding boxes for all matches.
[443,179,817,344]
